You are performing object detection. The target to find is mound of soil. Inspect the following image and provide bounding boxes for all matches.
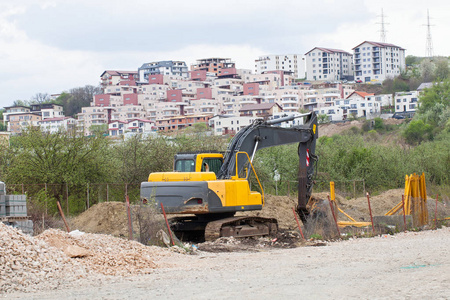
[70,202,131,237]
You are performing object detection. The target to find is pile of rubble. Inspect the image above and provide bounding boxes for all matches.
[37,229,161,276]
[0,223,87,293]
[0,223,180,294]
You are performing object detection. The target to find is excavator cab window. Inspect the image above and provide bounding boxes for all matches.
[201,158,223,175]
[174,159,195,172]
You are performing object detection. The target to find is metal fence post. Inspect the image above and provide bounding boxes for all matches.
[106,183,109,202]
[86,183,90,211]
[66,183,69,215]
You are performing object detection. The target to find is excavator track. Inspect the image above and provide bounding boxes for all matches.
[204,216,278,241]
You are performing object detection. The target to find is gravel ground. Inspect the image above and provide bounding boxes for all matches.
[5,227,449,300]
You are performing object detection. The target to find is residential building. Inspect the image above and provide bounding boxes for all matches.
[108,119,156,136]
[305,47,353,81]
[2,106,31,129]
[3,104,64,134]
[394,91,419,114]
[210,115,254,135]
[40,117,76,134]
[255,54,306,79]
[7,112,41,134]
[100,70,139,88]
[240,103,283,119]
[191,58,235,76]
[156,115,212,132]
[138,61,189,83]
[353,41,406,83]
[32,103,64,120]
[315,96,381,121]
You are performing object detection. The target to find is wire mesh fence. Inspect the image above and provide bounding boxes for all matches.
[5,179,366,216]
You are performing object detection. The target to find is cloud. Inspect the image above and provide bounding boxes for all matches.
[0,0,449,108]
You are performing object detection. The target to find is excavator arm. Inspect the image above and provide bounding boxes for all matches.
[217,112,318,222]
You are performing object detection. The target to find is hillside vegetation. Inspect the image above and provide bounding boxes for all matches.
[0,80,449,215]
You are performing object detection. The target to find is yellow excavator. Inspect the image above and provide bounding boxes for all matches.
[140,112,318,240]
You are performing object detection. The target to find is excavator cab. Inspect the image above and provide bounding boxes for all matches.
[173,153,224,176]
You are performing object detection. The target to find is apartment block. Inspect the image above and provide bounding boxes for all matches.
[255,54,305,79]
[315,97,381,121]
[305,47,353,81]
[3,104,65,134]
[100,70,139,89]
[191,58,235,76]
[108,119,156,136]
[353,41,406,83]
[40,117,76,134]
[138,61,189,83]
[210,115,254,136]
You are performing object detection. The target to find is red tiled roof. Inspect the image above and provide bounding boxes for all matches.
[346,91,375,99]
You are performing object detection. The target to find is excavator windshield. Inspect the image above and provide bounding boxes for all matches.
[174,159,195,172]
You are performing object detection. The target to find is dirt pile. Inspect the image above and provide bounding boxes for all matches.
[70,202,130,237]
[0,223,87,293]
[37,229,160,276]
[319,120,362,137]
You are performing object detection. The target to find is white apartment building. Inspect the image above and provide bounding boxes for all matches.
[138,61,189,82]
[315,97,381,121]
[305,47,353,81]
[255,54,306,79]
[353,41,406,83]
[365,93,393,107]
[394,91,419,113]
[40,117,76,134]
[210,115,254,135]
[108,119,155,136]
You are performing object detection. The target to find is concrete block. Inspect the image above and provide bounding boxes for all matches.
[11,220,34,235]
[0,181,5,196]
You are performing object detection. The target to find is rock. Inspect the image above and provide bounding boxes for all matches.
[63,245,91,258]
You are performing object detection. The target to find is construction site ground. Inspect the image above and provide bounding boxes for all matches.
[2,188,450,298]
[4,227,450,299]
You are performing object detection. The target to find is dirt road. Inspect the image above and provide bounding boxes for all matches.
[6,227,449,300]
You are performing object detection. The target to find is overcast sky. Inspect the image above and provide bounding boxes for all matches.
[0,0,448,108]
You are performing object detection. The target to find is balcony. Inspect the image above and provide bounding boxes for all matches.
[240,99,257,105]
[200,104,217,109]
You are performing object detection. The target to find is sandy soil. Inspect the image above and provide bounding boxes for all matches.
[6,227,450,300]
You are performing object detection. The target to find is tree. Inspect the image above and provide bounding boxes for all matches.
[405,55,421,66]
[12,100,29,107]
[5,127,111,186]
[30,93,50,104]
[418,80,450,114]
[317,114,330,124]
[403,120,433,145]
[65,85,102,117]
[434,57,450,80]
[420,59,435,82]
